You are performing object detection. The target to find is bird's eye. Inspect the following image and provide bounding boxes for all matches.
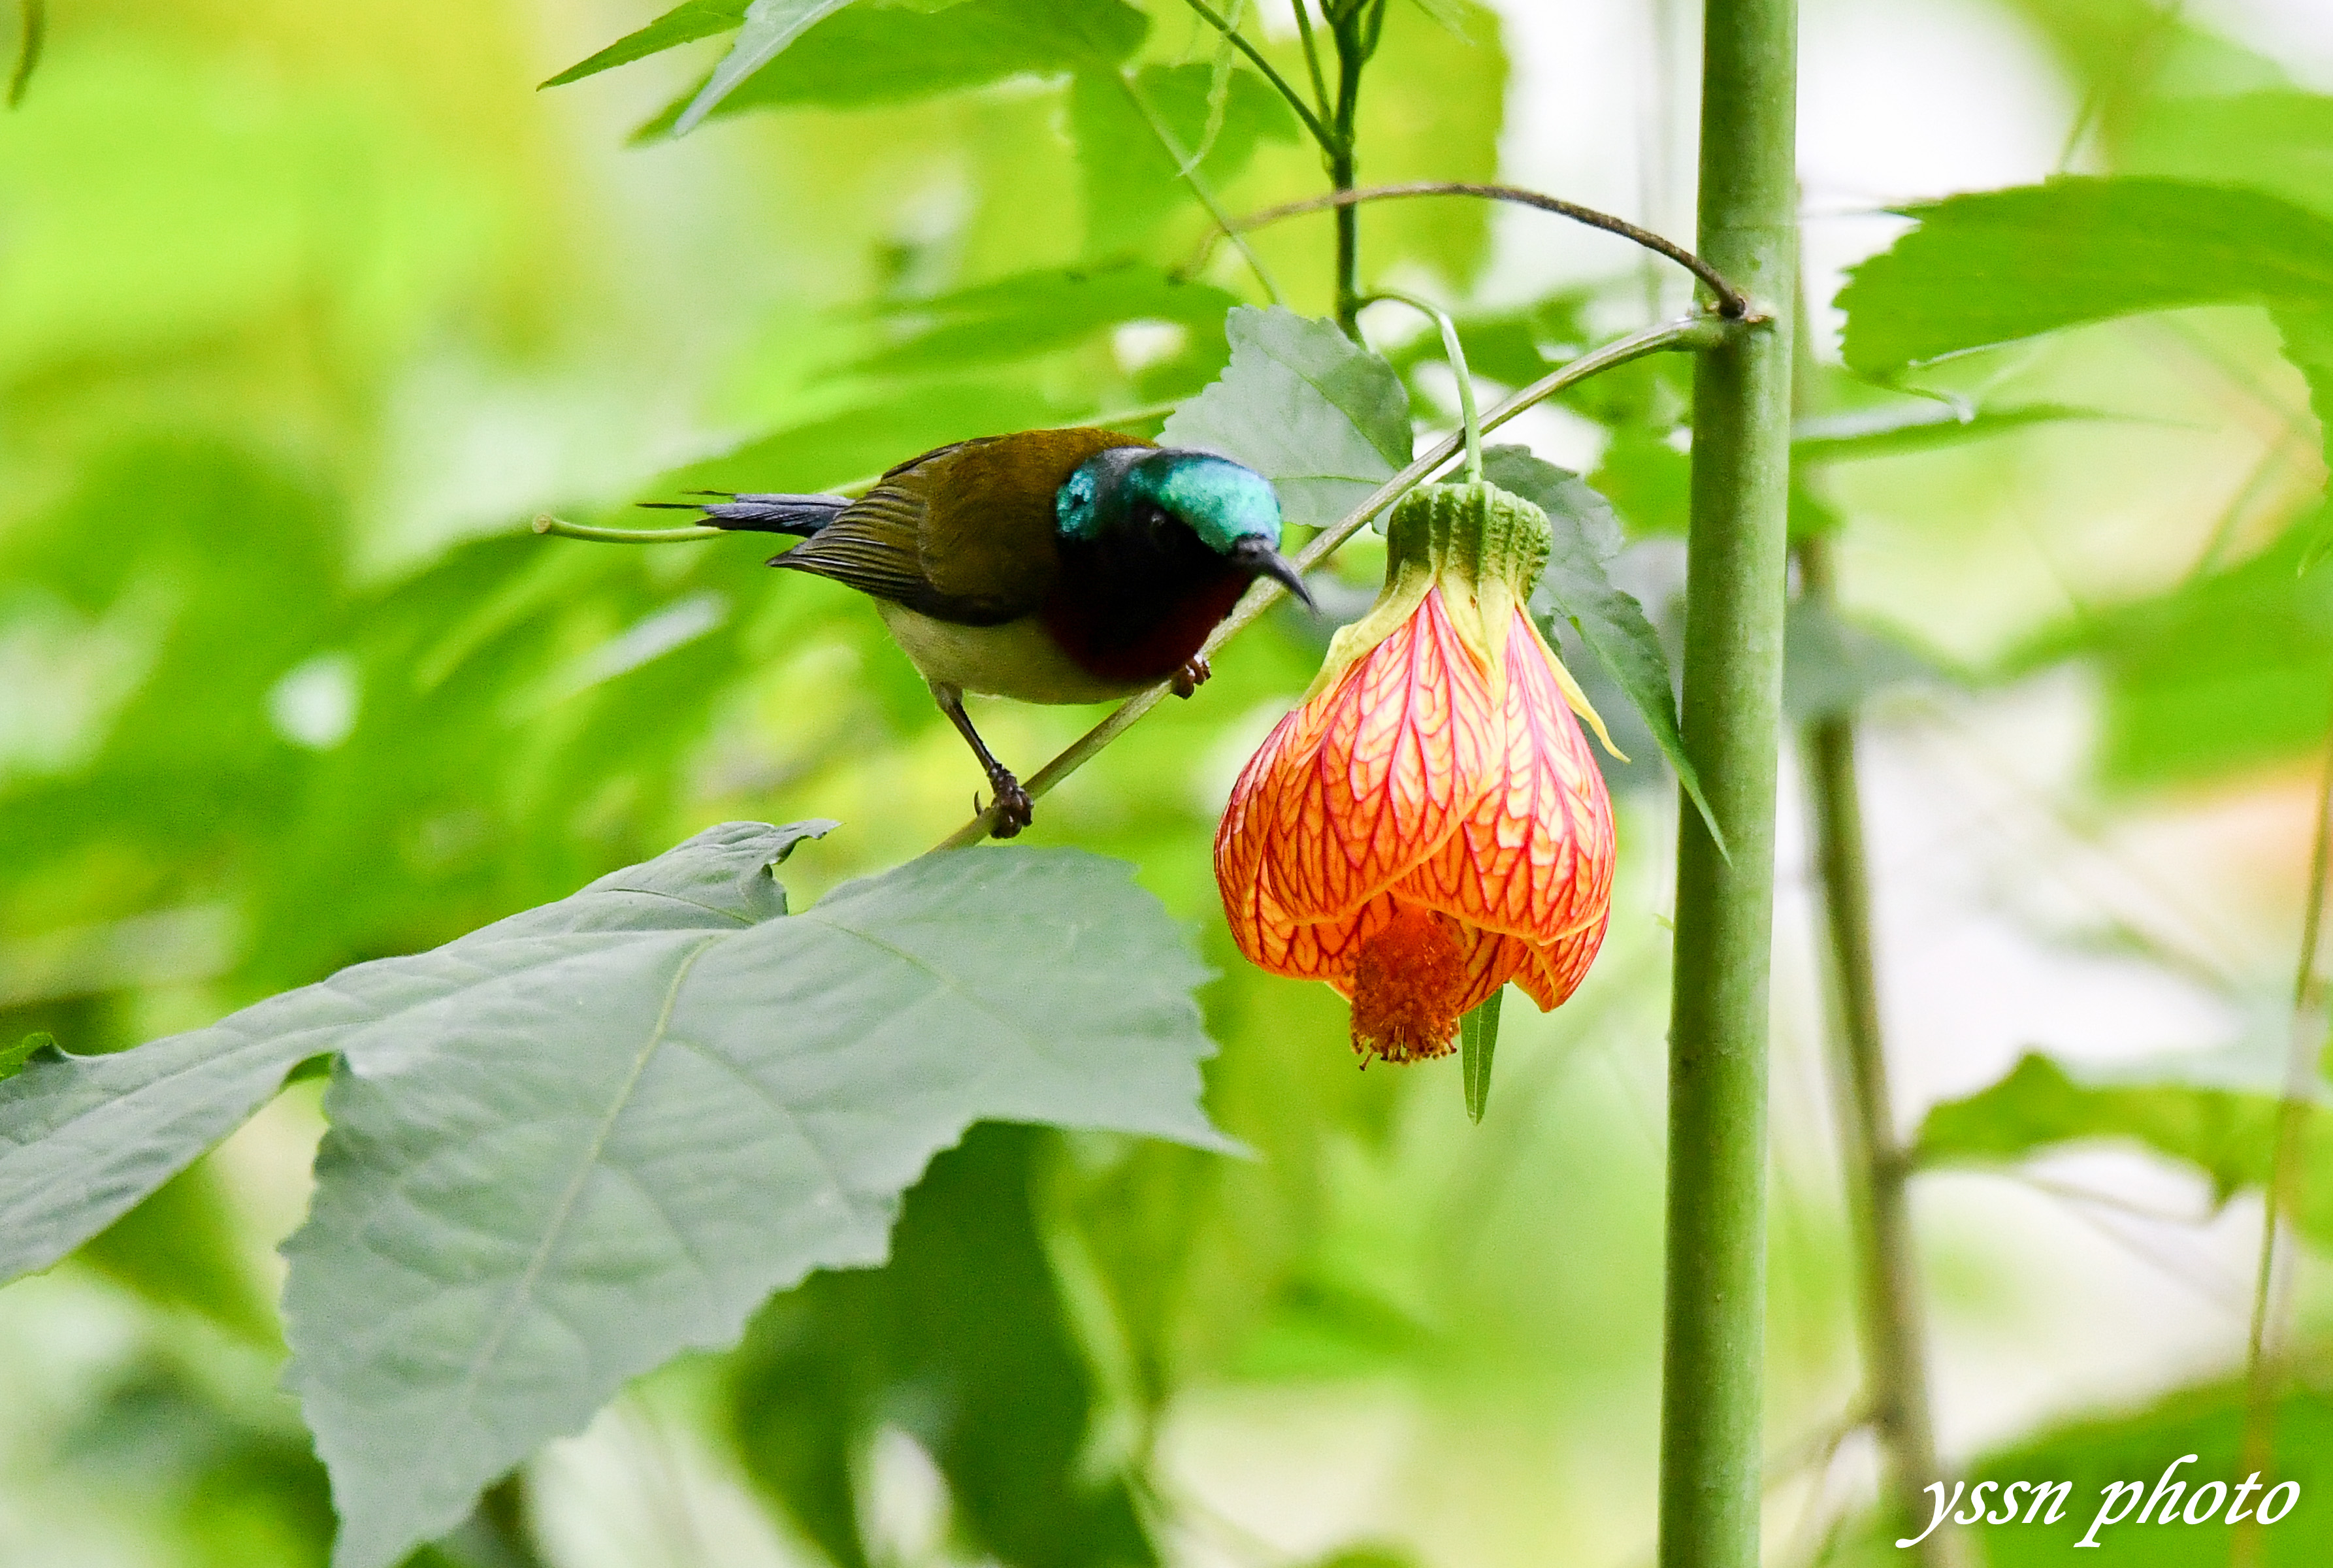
[1136,502,1173,532]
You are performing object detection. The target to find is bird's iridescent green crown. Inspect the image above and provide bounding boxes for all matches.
[1056,448,1283,555]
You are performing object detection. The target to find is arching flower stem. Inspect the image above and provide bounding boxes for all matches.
[1358,290,1482,484]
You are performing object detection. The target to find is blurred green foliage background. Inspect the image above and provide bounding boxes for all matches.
[3,0,2332,1564]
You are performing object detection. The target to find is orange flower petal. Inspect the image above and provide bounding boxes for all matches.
[1512,910,1612,1011]
[1393,610,1614,950]
[1214,550,1621,1051]
[1249,588,1501,922]
[1450,924,1535,1016]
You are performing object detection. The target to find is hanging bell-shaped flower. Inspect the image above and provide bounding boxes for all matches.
[1214,480,1619,1063]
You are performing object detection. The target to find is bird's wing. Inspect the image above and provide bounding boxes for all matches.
[768,482,941,608]
[774,429,1150,627]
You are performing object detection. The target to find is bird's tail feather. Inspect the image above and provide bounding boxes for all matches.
[637,490,847,536]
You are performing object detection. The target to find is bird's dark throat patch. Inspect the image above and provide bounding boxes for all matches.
[1042,527,1250,685]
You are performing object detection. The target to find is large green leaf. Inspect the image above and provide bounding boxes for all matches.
[1484,445,1723,852]
[270,823,1222,1568]
[1836,178,2333,367]
[1162,306,1413,529]
[1914,1026,2333,1249]
[1067,64,1298,259]
[0,1026,316,1286]
[633,0,1147,135]
[1835,178,2333,515]
[2,821,1228,1568]
[728,1126,1154,1568]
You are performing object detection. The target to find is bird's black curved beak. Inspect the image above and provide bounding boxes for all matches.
[1232,536,1316,613]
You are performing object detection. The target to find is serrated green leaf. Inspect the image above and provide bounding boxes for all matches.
[0,1027,314,1285]
[672,0,863,135]
[1836,178,2333,370]
[1835,178,2333,535]
[1163,306,1412,527]
[540,0,748,89]
[1484,445,1725,855]
[1066,64,1297,259]
[257,822,1223,1568]
[636,0,1147,135]
[1914,1024,2333,1247]
[1459,988,1501,1123]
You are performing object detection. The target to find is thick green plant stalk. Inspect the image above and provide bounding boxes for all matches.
[1659,0,1798,1564]
[1327,0,1385,333]
[1797,535,1953,1566]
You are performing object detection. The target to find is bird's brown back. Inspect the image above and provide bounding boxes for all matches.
[780,426,1153,624]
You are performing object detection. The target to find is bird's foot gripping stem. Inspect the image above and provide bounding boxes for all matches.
[936,683,1036,840]
[976,772,1035,839]
[1171,655,1212,699]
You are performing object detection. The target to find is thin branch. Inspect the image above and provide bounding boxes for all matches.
[1118,73,1283,304]
[1289,0,1332,122]
[1177,0,1336,151]
[930,312,1728,850]
[2234,678,2333,1567]
[1192,181,1755,319]
[1798,537,1956,1568]
[1326,6,1368,335]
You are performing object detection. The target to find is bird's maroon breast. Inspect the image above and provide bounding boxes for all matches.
[1041,573,1247,685]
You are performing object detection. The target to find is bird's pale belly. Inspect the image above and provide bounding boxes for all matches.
[876,602,1145,705]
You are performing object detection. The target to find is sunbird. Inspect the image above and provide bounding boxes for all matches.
[651,427,1313,836]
